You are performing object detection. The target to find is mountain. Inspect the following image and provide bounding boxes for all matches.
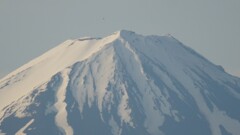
[0,30,240,135]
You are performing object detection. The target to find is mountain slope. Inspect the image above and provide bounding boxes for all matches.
[0,30,240,135]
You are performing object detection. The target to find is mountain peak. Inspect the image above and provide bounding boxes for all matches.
[112,29,138,39]
[1,30,240,135]
[116,29,135,35]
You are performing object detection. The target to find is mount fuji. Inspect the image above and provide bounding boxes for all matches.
[0,30,240,135]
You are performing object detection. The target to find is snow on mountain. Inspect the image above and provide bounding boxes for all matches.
[0,30,240,135]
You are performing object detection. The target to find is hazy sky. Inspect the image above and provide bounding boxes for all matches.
[0,0,240,78]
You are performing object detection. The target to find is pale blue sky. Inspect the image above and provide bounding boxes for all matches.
[0,0,240,78]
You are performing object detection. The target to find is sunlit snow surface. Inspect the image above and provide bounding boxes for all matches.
[0,30,240,135]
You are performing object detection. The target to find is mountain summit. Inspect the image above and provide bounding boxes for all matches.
[0,30,240,135]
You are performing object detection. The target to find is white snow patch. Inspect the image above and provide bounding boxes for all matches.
[177,69,240,135]
[0,34,119,117]
[118,84,133,127]
[0,130,5,135]
[109,116,121,135]
[69,45,116,118]
[15,119,34,135]
[115,39,166,135]
[54,69,73,135]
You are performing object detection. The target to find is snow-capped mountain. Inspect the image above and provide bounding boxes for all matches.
[0,30,240,135]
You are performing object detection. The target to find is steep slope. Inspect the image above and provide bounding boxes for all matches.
[0,30,240,135]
